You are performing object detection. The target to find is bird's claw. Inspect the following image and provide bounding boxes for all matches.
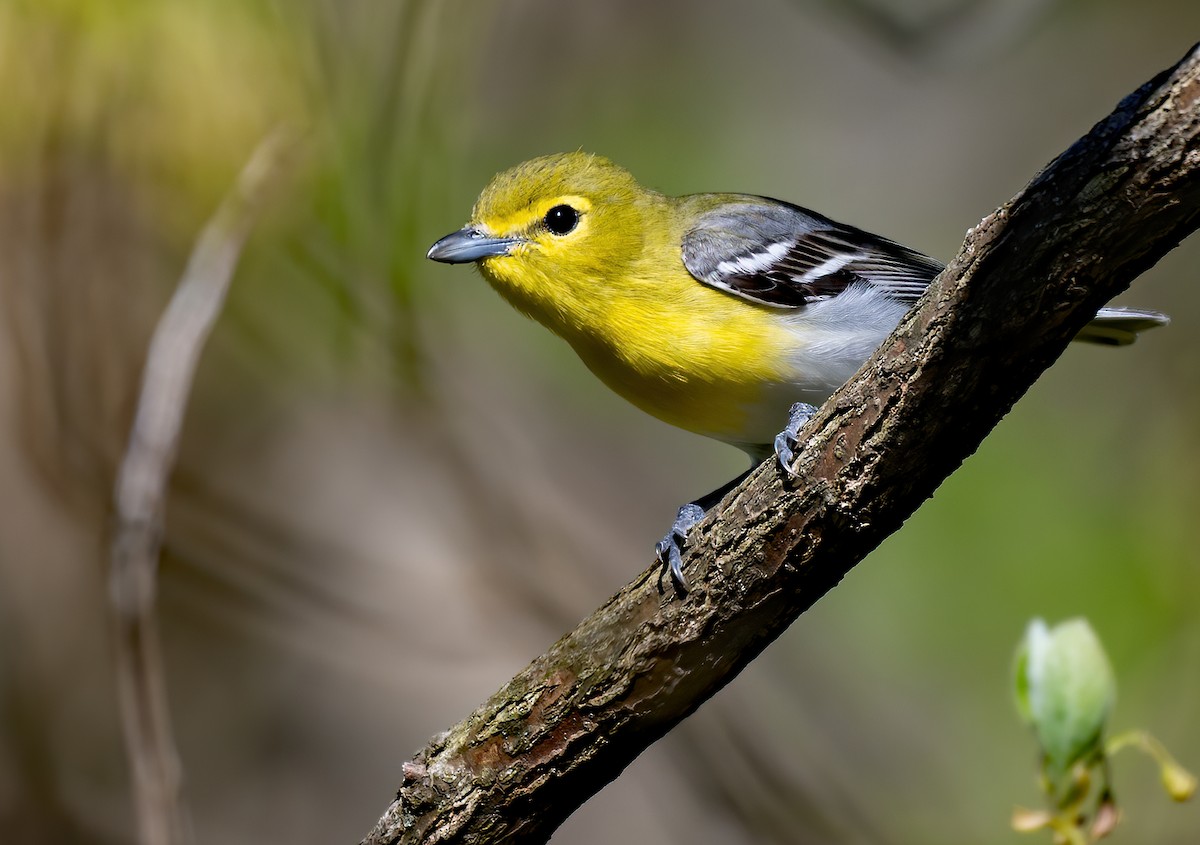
[654,402,816,592]
[656,503,705,593]
[774,402,818,476]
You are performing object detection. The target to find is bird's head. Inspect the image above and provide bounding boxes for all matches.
[428,152,656,327]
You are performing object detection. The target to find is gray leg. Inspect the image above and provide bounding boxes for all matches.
[773,402,819,475]
[655,504,705,593]
[654,470,752,594]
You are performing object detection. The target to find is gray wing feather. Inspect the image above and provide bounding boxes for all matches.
[681,198,943,308]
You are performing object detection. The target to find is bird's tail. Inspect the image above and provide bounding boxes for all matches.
[1075,307,1170,346]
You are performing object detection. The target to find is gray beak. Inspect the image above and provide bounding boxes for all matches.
[427,227,523,264]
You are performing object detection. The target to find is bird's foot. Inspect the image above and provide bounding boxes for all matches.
[655,503,705,594]
[773,402,819,476]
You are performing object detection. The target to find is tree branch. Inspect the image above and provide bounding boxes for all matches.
[362,46,1200,845]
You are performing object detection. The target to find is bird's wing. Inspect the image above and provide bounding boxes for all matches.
[681,198,944,308]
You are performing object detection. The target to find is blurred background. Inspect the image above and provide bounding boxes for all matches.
[1,1,1198,843]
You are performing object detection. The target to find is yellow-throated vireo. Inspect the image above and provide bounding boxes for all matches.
[428,152,1168,590]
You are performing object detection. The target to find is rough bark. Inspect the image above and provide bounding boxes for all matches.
[362,45,1200,845]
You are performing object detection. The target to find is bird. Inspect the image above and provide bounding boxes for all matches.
[427,152,1168,591]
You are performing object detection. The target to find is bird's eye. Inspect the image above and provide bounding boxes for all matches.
[544,204,579,236]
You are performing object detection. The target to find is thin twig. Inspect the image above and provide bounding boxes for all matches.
[109,129,295,845]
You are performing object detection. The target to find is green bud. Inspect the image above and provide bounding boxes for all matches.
[1160,758,1197,802]
[1015,618,1116,785]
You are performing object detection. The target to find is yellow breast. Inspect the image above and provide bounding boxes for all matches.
[562,275,803,448]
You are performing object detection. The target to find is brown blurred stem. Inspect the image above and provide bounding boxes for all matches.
[109,130,294,845]
[361,45,1200,845]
